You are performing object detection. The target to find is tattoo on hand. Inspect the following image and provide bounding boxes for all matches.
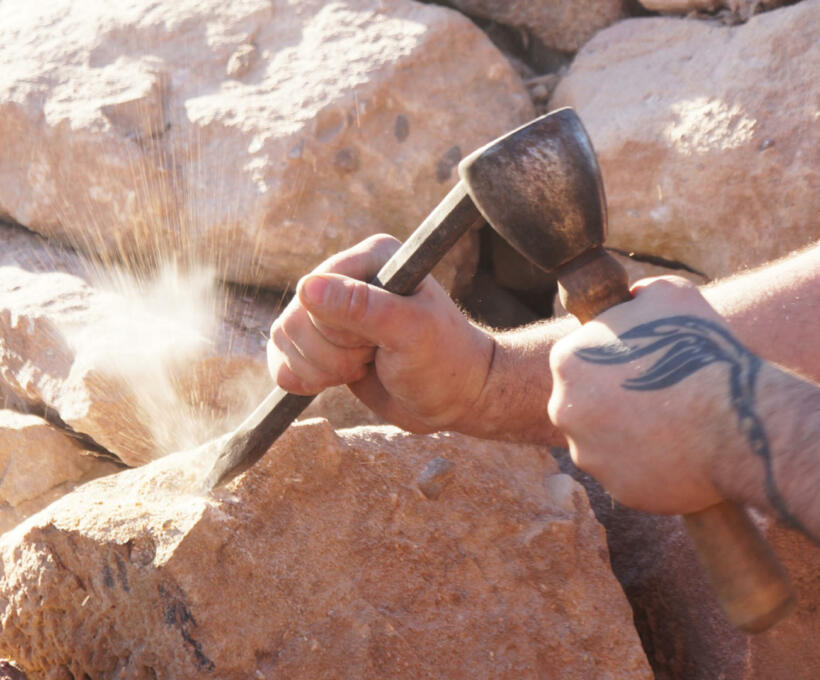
[576,315,806,532]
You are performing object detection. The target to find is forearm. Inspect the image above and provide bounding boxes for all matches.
[453,316,577,444]
[452,241,819,447]
[712,361,820,540]
[703,241,820,382]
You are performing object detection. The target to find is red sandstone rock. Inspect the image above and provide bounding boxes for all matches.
[0,410,119,534]
[0,421,652,679]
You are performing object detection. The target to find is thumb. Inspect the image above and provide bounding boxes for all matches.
[298,272,418,350]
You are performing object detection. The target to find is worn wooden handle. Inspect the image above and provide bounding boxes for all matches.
[557,247,794,633]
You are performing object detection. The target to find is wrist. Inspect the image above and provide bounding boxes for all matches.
[451,317,576,444]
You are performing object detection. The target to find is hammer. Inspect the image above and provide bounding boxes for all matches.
[204,108,792,633]
[459,108,794,633]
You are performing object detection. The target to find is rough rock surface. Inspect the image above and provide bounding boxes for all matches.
[446,0,625,53]
[0,421,652,679]
[0,411,119,534]
[554,448,820,680]
[0,222,275,465]
[0,0,531,290]
[640,0,791,13]
[551,1,820,278]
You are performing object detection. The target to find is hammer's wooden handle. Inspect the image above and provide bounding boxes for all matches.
[557,246,794,633]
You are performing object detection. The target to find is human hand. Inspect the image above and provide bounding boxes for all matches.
[548,276,751,515]
[267,234,494,433]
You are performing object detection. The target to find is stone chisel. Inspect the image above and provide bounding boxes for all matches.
[203,180,483,489]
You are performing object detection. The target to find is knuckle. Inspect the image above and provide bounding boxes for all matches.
[274,365,305,394]
[270,324,291,352]
[344,281,371,324]
[549,337,575,377]
[365,232,400,250]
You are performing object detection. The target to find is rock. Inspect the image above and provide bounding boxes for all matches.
[640,0,791,15]
[553,448,820,680]
[0,222,275,465]
[552,250,708,316]
[550,1,820,279]
[0,0,531,291]
[0,411,120,534]
[446,1,625,53]
[0,421,652,679]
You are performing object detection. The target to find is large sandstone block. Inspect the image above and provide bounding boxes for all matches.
[0,421,652,679]
[0,410,120,534]
[0,0,532,290]
[551,0,820,278]
[446,0,625,53]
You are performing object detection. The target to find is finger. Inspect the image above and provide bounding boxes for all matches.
[280,309,375,378]
[349,370,437,434]
[315,233,401,280]
[267,333,341,395]
[629,275,695,296]
[297,272,434,352]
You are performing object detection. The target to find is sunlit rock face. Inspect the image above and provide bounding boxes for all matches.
[551,0,819,278]
[0,410,119,534]
[0,0,532,291]
[0,421,652,679]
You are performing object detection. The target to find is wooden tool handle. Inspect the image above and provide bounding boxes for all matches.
[205,182,483,488]
[557,247,794,633]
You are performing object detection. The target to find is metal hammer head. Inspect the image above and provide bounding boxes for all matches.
[459,108,606,272]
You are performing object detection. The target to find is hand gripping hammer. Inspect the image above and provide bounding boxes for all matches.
[204,108,793,633]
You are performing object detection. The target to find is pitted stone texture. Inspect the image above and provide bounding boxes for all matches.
[640,0,791,13]
[551,1,820,279]
[0,411,119,534]
[0,0,530,291]
[0,421,651,679]
[446,1,625,53]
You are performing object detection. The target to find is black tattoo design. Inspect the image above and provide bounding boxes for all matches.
[576,315,806,532]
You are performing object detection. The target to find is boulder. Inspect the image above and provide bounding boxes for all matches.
[554,448,820,680]
[639,0,791,14]
[0,223,275,466]
[0,410,120,534]
[550,0,820,279]
[0,421,652,679]
[0,0,532,291]
[445,1,625,53]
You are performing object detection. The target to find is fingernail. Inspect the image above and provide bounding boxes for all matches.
[300,274,328,306]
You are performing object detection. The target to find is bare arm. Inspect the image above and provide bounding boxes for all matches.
[268,236,819,497]
[704,242,820,382]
